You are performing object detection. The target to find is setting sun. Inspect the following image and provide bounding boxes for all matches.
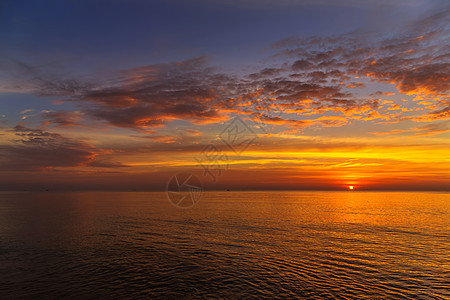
[349,186,354,190]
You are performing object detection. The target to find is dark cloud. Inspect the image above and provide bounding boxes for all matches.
[35,57,235,129]
[0,126,127,171]
[291,59,315,71]
[248,68,283,80]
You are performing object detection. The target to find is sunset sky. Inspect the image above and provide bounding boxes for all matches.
[1,0,449,191]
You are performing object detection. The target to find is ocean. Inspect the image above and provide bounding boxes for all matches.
[0,191,448,298]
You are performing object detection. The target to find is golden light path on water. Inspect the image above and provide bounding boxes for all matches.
[0,191,448,298]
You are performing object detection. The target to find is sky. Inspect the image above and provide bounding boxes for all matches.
[0,0,449,191]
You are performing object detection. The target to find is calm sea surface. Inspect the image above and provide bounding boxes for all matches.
[0,191,448,299]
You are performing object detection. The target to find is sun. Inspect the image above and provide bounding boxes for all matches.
[348,186,354,190]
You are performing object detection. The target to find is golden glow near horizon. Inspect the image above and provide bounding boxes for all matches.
[1,118,448,190]
[349,186,354,190]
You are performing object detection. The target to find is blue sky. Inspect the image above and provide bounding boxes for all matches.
[2,0,440,71]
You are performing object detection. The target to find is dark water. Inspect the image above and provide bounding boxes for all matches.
[0,191,448,299]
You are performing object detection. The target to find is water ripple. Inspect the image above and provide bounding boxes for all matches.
[0,191,448,298]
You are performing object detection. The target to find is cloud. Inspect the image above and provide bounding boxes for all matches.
[32,57,234,130]
[20,109,35,114]
[41,110,83,127]
[371,120,450,137]
[412,120,450,136]
[248,68,284,79]
[0,125,128,171]
[265,9,449,125]
[2,8,448,134]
